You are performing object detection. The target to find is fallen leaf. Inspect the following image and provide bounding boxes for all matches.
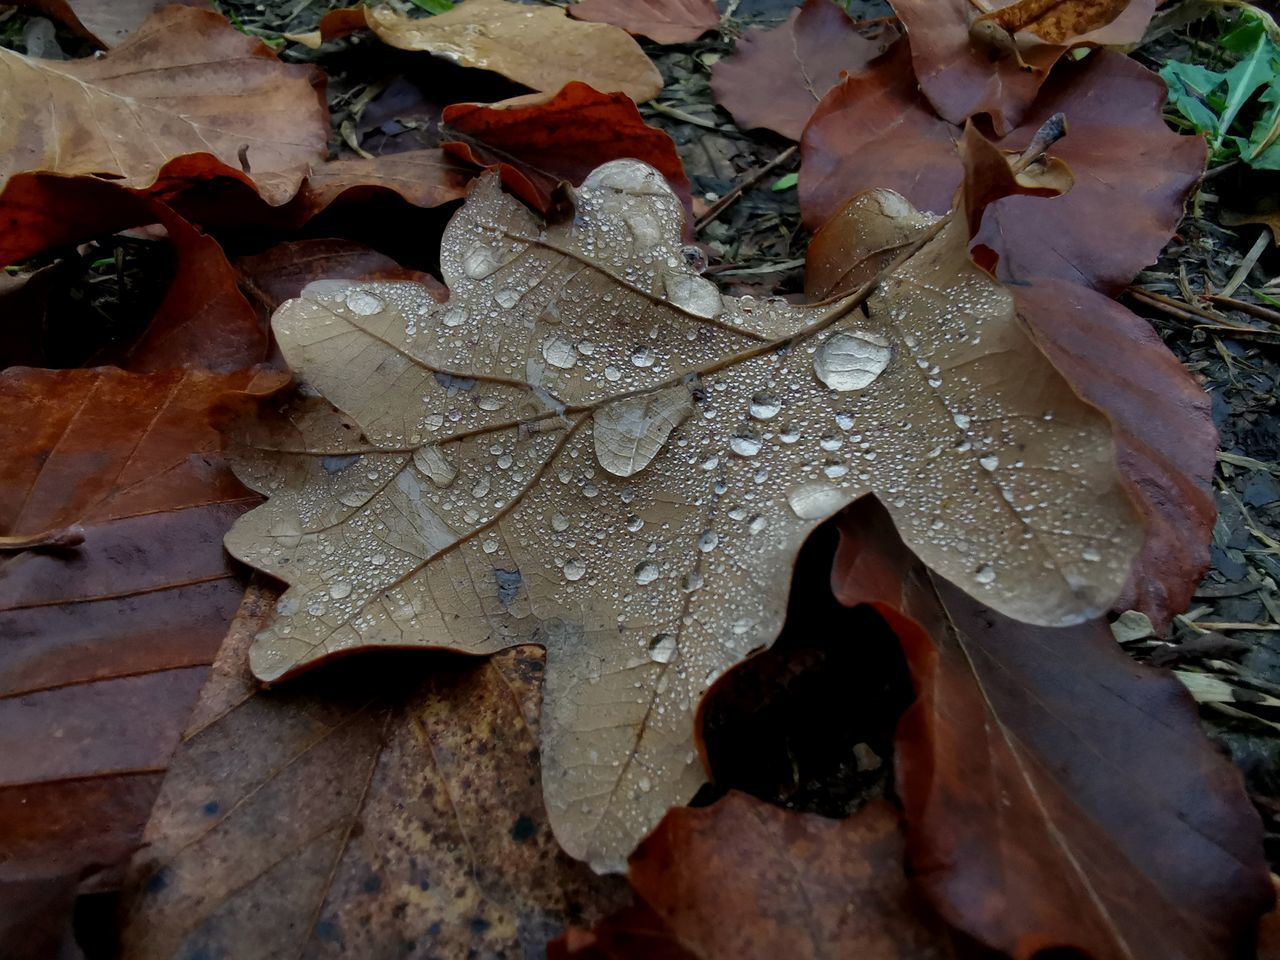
[806,164,1217,627]
[0,6,329,206]
[831,497,1273,960]
[568,0,720,45]
[799,41,960,228]
[0,367,284,919]
[291,149,473,222]
[224,147,1143,870]
[709,0,887,141]
[0,175,265,371]
[800,46,1205,293]
[972,0,1133,44]
[555,794,957,959]
[321,0,663,106]
[442,82,692,215]
[888,0,1157,133]
[12,0,189,46]
[118,583,628,958]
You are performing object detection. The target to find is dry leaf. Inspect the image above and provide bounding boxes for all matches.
[11,0,189,46]
[568,0,720,45]
[119,584,628,958]
[442,82,692,216]
[224,147,1143,870]
[0,367,284,928]
[328,0,663,106]
[888,0,1157,133]
[972,0,1133,44]
[709,0,888,141]
[554,794,958,959]
[0,6,328,206]
[831,497,1273,960]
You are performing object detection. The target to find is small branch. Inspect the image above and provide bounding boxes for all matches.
[696,145,799,233]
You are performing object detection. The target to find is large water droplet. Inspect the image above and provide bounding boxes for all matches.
[494,287,520,309]
[564,559,587,581]
[974,564,996,584]
[345,289,385,316]
[329,581,353,600]
[630,345,656,368]
[339,490,371,507]
[786,480,846,520]
[542,336,578,369]
[729,434,762,457]
[749,393,781,420]
[663,272,721,318]
[814,330,892,391]
[634,562,660,585]
[697,530,719,552]
[593,386,693,478]
[413,444,457,487]
[648,633,678,664]
[979,454,999,472]
[463,243,503,280]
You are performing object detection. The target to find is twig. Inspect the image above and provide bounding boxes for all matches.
[1219,230,1270,297]
[1205,292,1280,326]
[696,145,799,232]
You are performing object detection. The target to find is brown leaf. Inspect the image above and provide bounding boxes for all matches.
[568,0,720,45]
[973,0,1133,44]
[709,0,888,141]
[0,6,328,207]
[800,46,1204,294]
[888,0,1156,133]
[11,0,192,47]
[555,794,959,960]
[224,151,1143,870]
[442,82,692,215]
[806,161,1217,628]
[291,149,473,221]
[324,0,663,106]
[831,497,1273,960]
[0,175,265,371]
[0,367,285,921]
[118,582,628,958]
[799,41,960,228]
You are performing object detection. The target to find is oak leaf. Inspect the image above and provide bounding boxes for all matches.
[709,0,888,141]
[568,0,720,45]
[0,367,284,933]
[442,82,693,216]
[888,0,1157,133]
[224,151,1143,870]
[119,584,628,958]
[11,0,187,47]
[0,6,328,207]
[831,497,1273,960]
[552,794,956,959]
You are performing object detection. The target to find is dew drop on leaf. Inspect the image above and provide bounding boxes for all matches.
[786,480,846,520]
[647,633,677,663]
[463,243,503,279]
[975,564,997,584]
[748,393,781,420]
[813,330,892,391]
[729,434,762,457]
[413,444,458,487]
[564,559,587,581]
[634,561,660,585]
[344,289,385,316]
[542,336,578,369]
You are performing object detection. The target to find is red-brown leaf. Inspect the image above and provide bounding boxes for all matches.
[0,367,285,927]
[710,0,889,141]
[554,793,958,960]
[442,82,691,214]
[568,0,720,44]
[831,498,1273,960]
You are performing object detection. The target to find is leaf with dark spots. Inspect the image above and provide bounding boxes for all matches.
[831,497,1273,960]
[118,584,629,959]
[0,367,285,948]
[710,0,890,141]
[442,82,692,216]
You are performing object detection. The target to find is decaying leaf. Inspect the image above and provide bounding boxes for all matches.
[0,367,283,913]
[554,794,956,959]
[568,0,720,45]
[972,0,1133,45]
[442,82,692,215]
[831,498,1273,960]
[888,0,1157,133]
[309,0,663,106]
[709,0,888,141]
[12,0,184,47]
[119,584,628,958]
[225,144,1144,870]
[0,6,328,206]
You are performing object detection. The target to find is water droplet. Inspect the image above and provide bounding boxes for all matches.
[625,514,644,532]
[787,480,846,520]
[730,434,762,457]
[494,287,520,309]
[1082,547,1101,563]
[634,562,660,585]
[697,530,719,552]
[542,335,578,369]
[824,463,848,479]
[953,412,972,430]
[779,425,801,444]
[974,564,996,584]
[564,559,587,581]
[329,582,352,600]
[463,243,503,279]
[339,490,371,507]
[414,445,457,487]
[482,539,499,554]
[681,571,704,592]
[344,289,385,316]
[648,633,678,663]
[442,305,468,327]
[664,272,721,318]
[472,476,491,499]
[979,454,999,471]
[682,245,708,273]
[551,512,570,532]
[749,393,781,420]
[630,345,656,368]
[814,330,892,391]
[835,412,855,430]
[820,435,843,452]
[604,365,622,381]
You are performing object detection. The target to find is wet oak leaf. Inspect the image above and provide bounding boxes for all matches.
[314,0,663,106]
[0,367,285,920]
[831,498,1273,960]
[709,0,888,142]
[568,0,720,45]
[442,82,692,216]
[0,6,328,207]
[889,0,1157,133]
[119,584,628,959]
[553,794,957,959]
[225,156,1142,870]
